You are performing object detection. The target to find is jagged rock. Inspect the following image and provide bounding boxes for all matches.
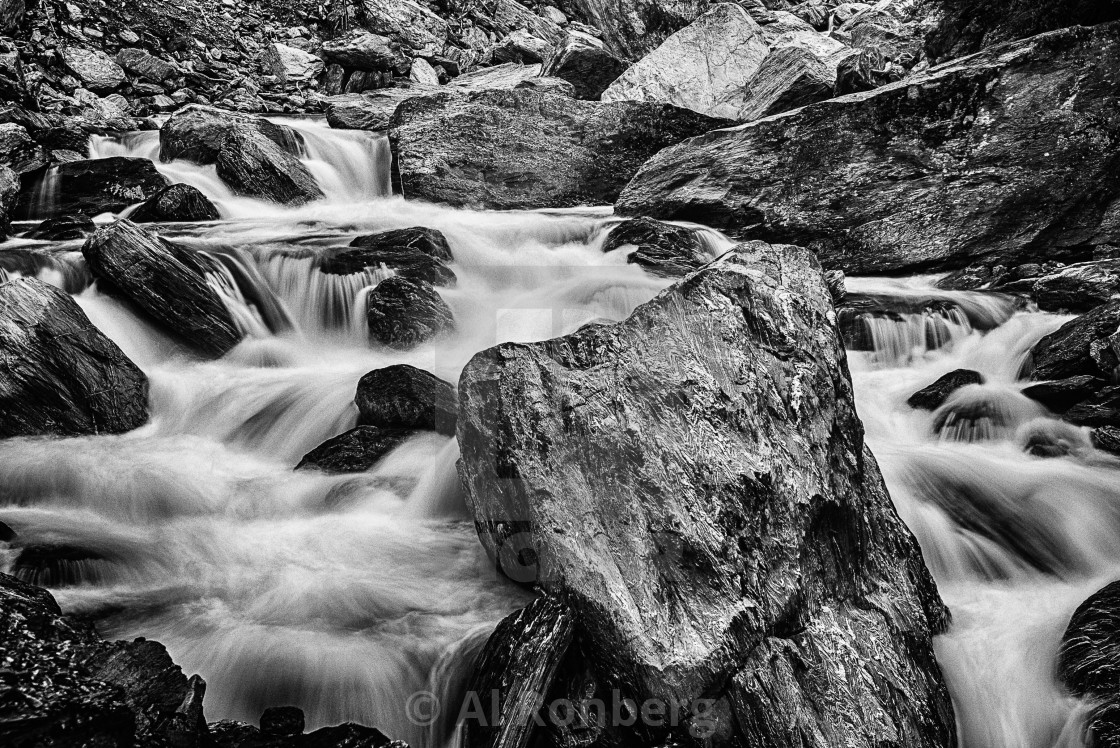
[262,43,325,85]
[834,47,902,94]
[514,76,575,96]
[0,277,148,438]
[82,219,243,357]
[129,183,221,223]
[462,597,575,748]
[116,48,179,83]
[618,23,1120,275]
[1058,580,1120,748]
[0,163,14,238]
[324,89,425,130]
[492,30,554,64]
[832,0,926,68]
[0,0,23,33]
[1064,387,1120,428]
[160,105,305,165]
[1027,300,1120,382]
[24,214,96,240]
[907,369,984,410]
[1021,376,1107,414]
[322,31,406,71]
[366,275,454,349]
[296,426,417,472]
[469,0,565,46]
[1092,426,1120,456]
[0,43,29,105]
[540,32,627,100]
[261,706,305,737]
[215,127,324,205]
[562,0,708,59]
[16,157,170,219]
[324,63,346,95]
[449,62,543,91]
[601,5,845,120]
[410,57,440,86]
[60,46,126,92]
[390,88,728,210]
[358,0,451,51]
[457,242,954,745]
[355,364,457,435]
[0,122,47,174]
[321,226,456,285]
[926,0,1120,61]
[1030,261,1120,313]
[601,216,710,277]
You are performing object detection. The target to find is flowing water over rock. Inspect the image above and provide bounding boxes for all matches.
[1,121,1117,747]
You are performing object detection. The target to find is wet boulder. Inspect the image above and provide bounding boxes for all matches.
[0,277,148,438]
[355,364,457,436]
[457,242,955,746]
[1027,300,1120,382]
[59,47,126,92]
[1021,375,1106,414]
[82,219,243,358]
[1064,387,1120,429]
[215,127,324,206]
[16,157,171,219]
[0,122,48,174]
[618,23,1120,275]
[129,184,221,223]
[0,162,15,238]
[601,216,710,277]
[160,105,305,165]
[907,369,984,411]
[262,43,324,85]
[1092,426,1120,456]
[321,226,455,285]
[541,32,628,101]
[324,89,422,130]
[1058,580,1120,748]
[295,426,417,473]
[24,213,96,241]
[1031,260,1120,313]
[389,88,729,210]
[366,275,454,349]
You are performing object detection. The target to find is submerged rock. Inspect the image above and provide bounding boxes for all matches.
[129,183,221,223]
[601,216,710,277]
[0,277,148,438]
[17,157,171,219]
[296,426,417,473]
[390,88,728,210]
[160,104,304,165]
[1059,580,1120,748]
[366,276,454,349]
[82,219,243,357]
[215,127,324,206]
[908,369,985,411]
[618,23,1120,275]
[356,364,457,436]
[457,242,955,745]
[541,32,628,100]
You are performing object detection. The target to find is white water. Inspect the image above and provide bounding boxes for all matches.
[0,121,1113,747]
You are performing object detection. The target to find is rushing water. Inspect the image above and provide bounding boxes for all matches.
[0,120,1114,747]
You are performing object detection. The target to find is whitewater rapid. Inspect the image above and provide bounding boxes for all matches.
[0,120,1115,748]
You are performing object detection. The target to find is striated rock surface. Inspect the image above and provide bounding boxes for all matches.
[356,364,457,436]
[59,46,126,92]
[1059,580,1120,748]
[0,277,148,438]
[562,0,709,59]
[325,89,425,130]
[908,369,985,411]
[82,219,243,357]
[322,226,455,285]
[262,42,324,85]
[1027,300,1120,383]
[0,163,15,238]
[129,183,221,223]
[24,213,96,241]
[160,105,305,165]
[390,88,728,210]
[215,127,324,205]
[0,122,48,174]
[1030,261,1120,313]
[17,157,171,219]
[296,426,418,473]
[618,23,1120,275]
[457,243,955,746]
[600,216,710,277]
[366,275,455,349]
[541,32,627,100]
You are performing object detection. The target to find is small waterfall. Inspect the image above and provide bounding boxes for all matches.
[26,166,61,219]
[257,251,390,337]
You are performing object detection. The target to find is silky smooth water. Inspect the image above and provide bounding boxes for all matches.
[0,123,1111,748]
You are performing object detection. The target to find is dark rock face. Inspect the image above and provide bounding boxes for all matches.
[1058,580,1120,748]
[1064,387,1120,428]
[0,277,148,438]
[295,426,417,473]
[24,213,96,240]
[540,33,628,100]
[366,276,455,349]
[618,23,1120,275]
[390,89,729,210]
[926,0,1120,61]
[356,364,457,436]
[600,217,709,277]
[160,104,305,165]
[0,122,48,174]
[261,706,305,737]
[321,226,456,286]
[562,0,708,59]
[1092,426,1120,456]
[908,369,985,411]
[1027,300,1120,382]
[129,183,221,223]
[0,163,16,238]
[462,596,575,748]
[215,127,324,205]
[82,219,244,358]
[1030,260,1120,313]
[1021,375,1106,414]
[18,157,171,219]
[457,243,955,746]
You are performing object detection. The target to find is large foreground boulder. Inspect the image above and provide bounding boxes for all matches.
[82,220,243,357]
[1059,580,1120,748]
[215,127,324,205]
[0,277,148,438]
[457,243,955,746]
[390,89,728,209]
[17,157,171,219]
[617,23,1120,275]
[160,105,304,164]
